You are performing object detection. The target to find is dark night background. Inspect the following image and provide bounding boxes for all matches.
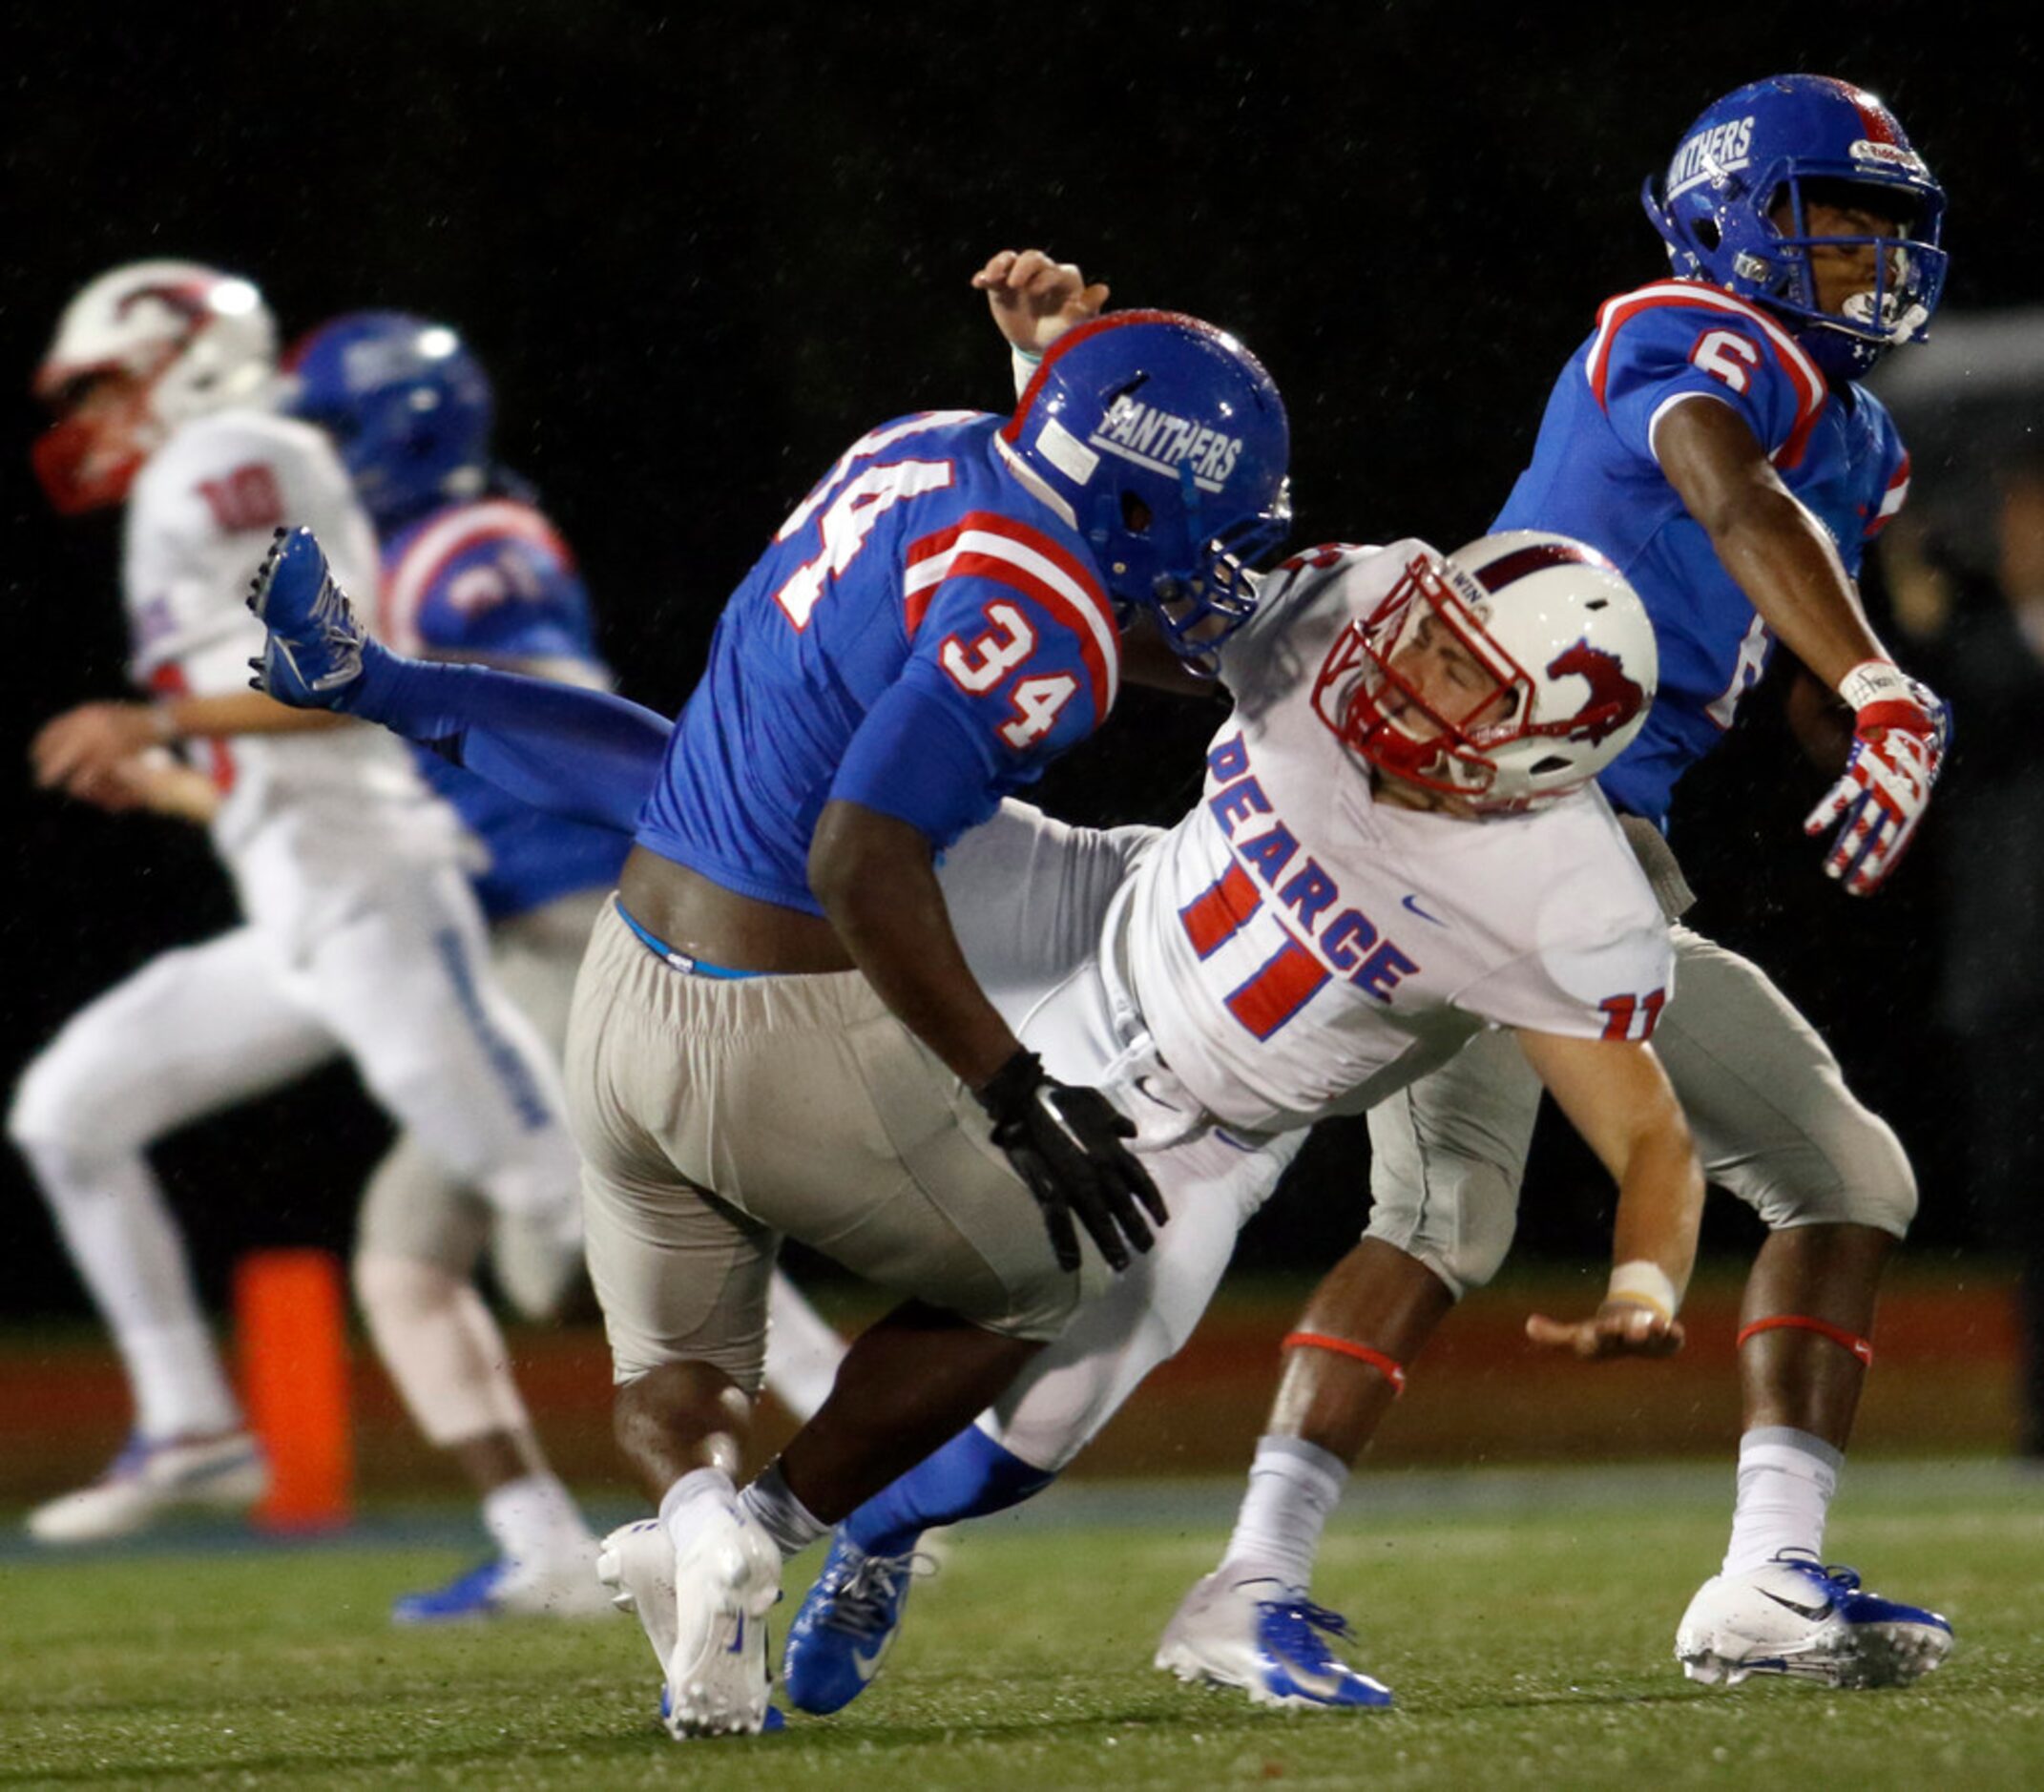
[3,5,2039,1324]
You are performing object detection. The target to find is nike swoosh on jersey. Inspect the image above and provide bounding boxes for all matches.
[1400,893,1447,926]
[1759,1588,1835,1622]
[727,1615,746,1653]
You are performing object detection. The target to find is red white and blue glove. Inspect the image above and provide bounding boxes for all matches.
[1803,660,1950,896]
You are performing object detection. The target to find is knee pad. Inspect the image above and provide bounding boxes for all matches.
[1748,1108,1918,1240]
[9,1045,123,1166]
[353,1249,460,1323]
[1364,1157,1519,1301]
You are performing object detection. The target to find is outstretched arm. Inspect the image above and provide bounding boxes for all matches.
[1515,1029,1704,1359]
[31,692,344,804]
[1657,396,1944,894]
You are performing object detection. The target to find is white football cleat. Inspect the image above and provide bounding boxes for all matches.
[1677,1551,1954,1689]
[26,1432,268,1544]
[658,1500,782,1739]
[598,1518,679,1668]
[1156,1561,1394,1711]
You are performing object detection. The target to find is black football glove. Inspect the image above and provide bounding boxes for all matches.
[974,1048,1168,1273]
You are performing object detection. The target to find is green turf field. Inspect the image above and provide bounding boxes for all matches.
[3,1461,2038,1790]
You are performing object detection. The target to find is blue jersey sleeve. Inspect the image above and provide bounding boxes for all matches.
[1589,290,1823,470]
[1852,388,1912,546]
[828,538,1117,844]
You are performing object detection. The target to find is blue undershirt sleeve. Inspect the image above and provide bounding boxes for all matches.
[346,646,671,835]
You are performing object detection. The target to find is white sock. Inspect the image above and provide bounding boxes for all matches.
[761,1272,847,1425]
[483,1471,591,1566]
[24,1142,239,1438]
[738,1461,827,1560]
[127,1321,242,1442]
[1721,1426,1842,1577]
[1221,1435,1349,1591]
[659,1466,736,1558]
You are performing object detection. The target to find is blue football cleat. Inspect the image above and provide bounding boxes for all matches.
[391,1548,613,1625]
[246,525,376,708]
[1155,1565,1395,1710]
[782,1530,934,1714]
[393,1558,508,1624]
[1676,1551,1953,1688]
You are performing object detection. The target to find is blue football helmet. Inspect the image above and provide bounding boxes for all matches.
[999,309,1291,664]
[1641,74,1949,379]
[283,310,494,528]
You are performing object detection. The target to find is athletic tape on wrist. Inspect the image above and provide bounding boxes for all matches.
[1282,1331,1406,1394]
[1735,1313,1874,1366]
[1838,659,1910,715]
[1605,1260,1679,1322]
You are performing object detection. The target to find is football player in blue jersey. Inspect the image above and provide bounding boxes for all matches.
[243,300,1292,1735]
[1148,73,1956,1701]
[273,311,616,1618]
[281,312,853,1621]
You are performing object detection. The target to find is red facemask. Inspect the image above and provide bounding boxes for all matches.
[30,372,160,515]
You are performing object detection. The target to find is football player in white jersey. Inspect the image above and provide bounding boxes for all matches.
[242,488,1709,1726]
[776,521,1706,1713]
[10,262,600,1610]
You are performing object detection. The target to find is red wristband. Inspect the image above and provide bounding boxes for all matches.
[1283,1331,1407,1394]
[1735,1314,1874,1367]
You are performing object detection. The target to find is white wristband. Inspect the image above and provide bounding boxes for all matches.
[1837,658,1909,714]
[1605,1260,1679,1322]
[1010,343,1044,400]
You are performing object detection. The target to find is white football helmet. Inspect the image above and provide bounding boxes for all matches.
[32,260,278,513]
[1312,530,1658,812]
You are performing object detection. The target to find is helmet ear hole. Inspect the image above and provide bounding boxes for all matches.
[1121,491,1154,535]
[1694,219,1721,251]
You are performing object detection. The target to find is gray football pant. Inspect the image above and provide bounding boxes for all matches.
[1365,918,1918,1300]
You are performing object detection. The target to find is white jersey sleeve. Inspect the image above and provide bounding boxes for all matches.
[1446,808,1675,1043]
[1116,538,1673,1136]
[120,407,473,952]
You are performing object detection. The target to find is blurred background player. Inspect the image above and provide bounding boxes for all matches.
[9,265,588,1601]
[280,310,848,1618]
[1154,73,1956,1700]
